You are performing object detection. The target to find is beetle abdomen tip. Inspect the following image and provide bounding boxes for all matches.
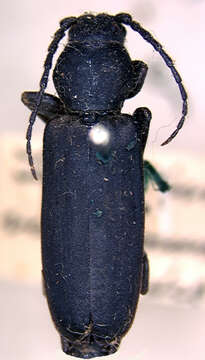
[61,334,120,358]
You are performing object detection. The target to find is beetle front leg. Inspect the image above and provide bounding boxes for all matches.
[127,61,148,99]
[141,252,149,295]
[21,91,66,122]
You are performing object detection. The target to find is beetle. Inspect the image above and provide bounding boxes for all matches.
[21,13,187,358]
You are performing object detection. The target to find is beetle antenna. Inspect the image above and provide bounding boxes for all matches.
[115,13,188,146]
[26,17,77,179]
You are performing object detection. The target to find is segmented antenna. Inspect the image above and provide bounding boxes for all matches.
[26,17,77,180]
[115,13,188,146]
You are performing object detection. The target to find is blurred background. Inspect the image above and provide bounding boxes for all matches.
[0,0,205,359]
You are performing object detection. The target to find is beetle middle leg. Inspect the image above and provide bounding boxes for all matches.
[141,252,149,295]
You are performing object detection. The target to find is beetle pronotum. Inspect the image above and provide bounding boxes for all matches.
[22,13,187,358]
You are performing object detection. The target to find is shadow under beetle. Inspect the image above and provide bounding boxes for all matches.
[21,13,187,358]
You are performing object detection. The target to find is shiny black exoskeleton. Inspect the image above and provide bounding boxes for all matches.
[22,13,187,358]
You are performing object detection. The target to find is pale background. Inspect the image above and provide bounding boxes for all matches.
[1,0,205,359]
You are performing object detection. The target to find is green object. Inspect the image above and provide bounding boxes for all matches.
[126,138,137,151]
[96,151,111,164]
[93,209,103,218]
[144,160,171,193]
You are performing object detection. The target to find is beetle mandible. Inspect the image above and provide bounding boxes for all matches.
[22,12,187,358]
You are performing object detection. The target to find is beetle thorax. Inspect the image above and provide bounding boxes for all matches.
[53,41,135,112]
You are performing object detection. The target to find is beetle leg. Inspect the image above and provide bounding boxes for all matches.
[141,252,149,295]
[127,61,148,99]
[133,107,152,151]
[41,270,46,296]
[21,91,66,122]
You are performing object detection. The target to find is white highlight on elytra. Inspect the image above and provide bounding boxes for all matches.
[88,124,110,146]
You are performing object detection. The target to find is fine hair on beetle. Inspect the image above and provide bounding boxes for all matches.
[26,12,188,180]
[22,12,188,359]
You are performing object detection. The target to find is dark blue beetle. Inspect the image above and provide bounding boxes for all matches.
[22,13,187,358]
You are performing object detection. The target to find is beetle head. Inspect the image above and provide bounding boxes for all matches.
[68,14,126,44]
